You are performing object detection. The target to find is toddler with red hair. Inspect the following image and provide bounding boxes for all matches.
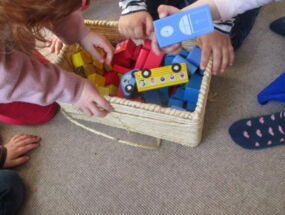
[0,1,114,213]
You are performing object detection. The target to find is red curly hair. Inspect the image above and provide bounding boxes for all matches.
[0,0,90,53]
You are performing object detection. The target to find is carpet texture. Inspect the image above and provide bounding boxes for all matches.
[1,1,285,214]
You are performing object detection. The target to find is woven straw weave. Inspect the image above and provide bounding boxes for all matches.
[55,20,212,147]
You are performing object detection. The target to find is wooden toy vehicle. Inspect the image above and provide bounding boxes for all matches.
[120,69,139,98]
[135,63,189,92]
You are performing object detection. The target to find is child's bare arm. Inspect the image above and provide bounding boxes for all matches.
[183,0,275,20]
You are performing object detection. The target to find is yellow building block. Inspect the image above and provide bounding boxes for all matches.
[106,85,118,95]
[96,47,105,56]
[104,63,112,72]
[98,87,110,96]
[83,64,96,76]
[81,50,93,64]
[93,47,106,71]
[87,73,105,87]
[93,59,104,71]
[71,51,93,68]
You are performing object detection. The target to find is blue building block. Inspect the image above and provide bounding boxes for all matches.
[187,73,203,89]
[163,54,175,66]
[186,46,202,67]
[186,101,197,112]
[142,90,162,105]
[168,98,184,108]
[173,87,185,100]
[143,87,169,106]
[198,69,205,76]
[153,4,214,48]
[172,55,197,75]
[179,49,189,58]
[184,87,199,103]
[158,87,169,106]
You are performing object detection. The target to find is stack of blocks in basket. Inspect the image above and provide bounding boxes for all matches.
[112,39,165,100]
[166,47,204,112]
[71,48,118,96]
[114,39,204,112]
[117,42,204,112]
[70,39,204,112]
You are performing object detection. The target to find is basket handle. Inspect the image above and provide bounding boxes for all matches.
[61,109,161,149]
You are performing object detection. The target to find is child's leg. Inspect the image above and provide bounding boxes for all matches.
[229,111,285,150]
[0,102,58,125]
[0,50,59,126]
[230,8,261,50]
[0,170,25,215]
[270,17,285,37]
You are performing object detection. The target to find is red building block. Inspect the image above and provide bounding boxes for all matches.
[143,39,152,50]
[114,39,137,59]
[112,64,130,75]
[131,45,142,61]
[112,55,131,68]
[134,48,149,69]
[104,71,120,86]
[142,48,164,69]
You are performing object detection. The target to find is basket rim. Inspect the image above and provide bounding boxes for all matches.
[54,19,212,121]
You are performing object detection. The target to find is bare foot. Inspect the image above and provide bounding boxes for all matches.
[3,134,41,168]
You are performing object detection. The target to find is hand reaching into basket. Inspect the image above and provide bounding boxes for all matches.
[75,31,115,117]
[74,81,114,117]
[80,31,115,65]
[151,5,235,75]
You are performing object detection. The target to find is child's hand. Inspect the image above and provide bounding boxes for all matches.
[4,135,41,168]
[197,32,234,75]
[119,11,154,39]
[48,35,64,55]
[80,31,114,65]
[151,5,182,55]
[74,81,114,117]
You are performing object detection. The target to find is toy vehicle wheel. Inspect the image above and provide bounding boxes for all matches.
[141,69,151,78]
[125,84,135,93]
[131,70,138,78]
[172,64,181,73]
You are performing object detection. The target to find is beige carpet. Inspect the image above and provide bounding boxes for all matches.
[2,1,285,214]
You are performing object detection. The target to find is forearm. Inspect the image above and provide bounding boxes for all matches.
[182,0,221,19]
[0,47,86,105]
[183,0,276,20]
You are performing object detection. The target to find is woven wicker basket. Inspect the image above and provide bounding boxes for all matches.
[55,20,212,147]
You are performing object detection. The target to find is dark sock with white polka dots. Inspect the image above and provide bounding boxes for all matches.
[229,111,285,149]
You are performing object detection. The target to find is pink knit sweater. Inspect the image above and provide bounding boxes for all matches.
[0,11,90,105]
